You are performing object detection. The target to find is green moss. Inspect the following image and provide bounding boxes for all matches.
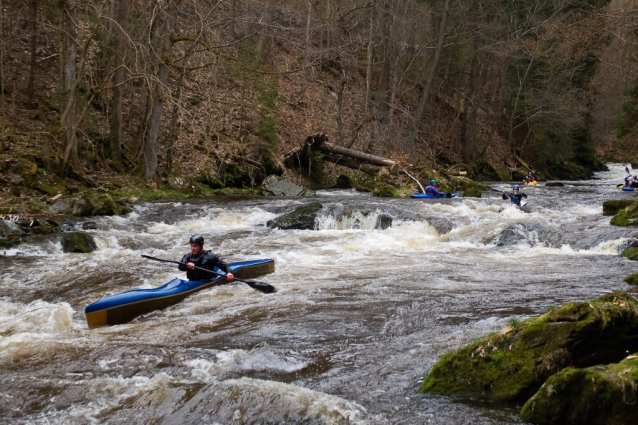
[602,199,637,216]
[421,292,638,403]
[624,273,638,285]
[611,203,638,226]
[621,247,638,261]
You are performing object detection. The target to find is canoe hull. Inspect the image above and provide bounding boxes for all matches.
[85,259,275,329]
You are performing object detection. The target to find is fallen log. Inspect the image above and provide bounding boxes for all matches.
[318,143,396,167]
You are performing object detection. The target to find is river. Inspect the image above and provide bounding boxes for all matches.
[1,164,637,424]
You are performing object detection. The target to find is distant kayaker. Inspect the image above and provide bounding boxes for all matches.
[502,185,528,206]
[625,175,637,188]
[524,171,538,184]
[425,179,443,197]
[179,234,234,281]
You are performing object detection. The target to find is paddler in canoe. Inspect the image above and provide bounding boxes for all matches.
[502,185,528,207]
[179,234,234,282]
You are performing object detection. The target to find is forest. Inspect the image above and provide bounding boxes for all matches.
[1,0,638,198]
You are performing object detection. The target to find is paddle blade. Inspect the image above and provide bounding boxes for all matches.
[446,193,452,198]
[242,279,277,294]
[627,167,631,175]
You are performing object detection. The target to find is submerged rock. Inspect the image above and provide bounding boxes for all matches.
[545,182,565,187]
[61,232,97,253]
[494,223,560,247]
[260,175,315,197]
[267,202,323,230]
[421,292,638,403]
[521,356,638,424]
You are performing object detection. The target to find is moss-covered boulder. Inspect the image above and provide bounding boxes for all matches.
[610,203,638,226]
[266,202,323,230]
[421,292,638,403]
[260,175,315,197]
[621,247,638,261]
[61,232,97,253]
[603,200,638,216]
[372,182,397,197]
[624,273,638,285]
[49,194,132,217]
[19,163,67,196]
[462,187,482,197]
[520,356,638,424]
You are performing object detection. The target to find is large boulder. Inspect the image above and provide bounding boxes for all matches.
[421,292,638,403]
[260,175,315,197]
[61,232,97,253]
[48,194,132,217]
[603,199,638,216]
[520,356,638,424]
[610,202,638,226]
[493,223,560,248]
[0,220,26,237]
[267,202,323,230]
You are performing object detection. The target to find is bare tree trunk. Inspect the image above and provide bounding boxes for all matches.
[336,70,347,145]
[301,0,312,95]
[508,45,537,153]
[61,0,78,171]
[144,0,179,180]
[228,0,235,39]
[0,0,5,149]
[363,0,375,122]
[27,0,37,108]
[462,48,481,164]
[408,0,450,156]
[109,0,126,164]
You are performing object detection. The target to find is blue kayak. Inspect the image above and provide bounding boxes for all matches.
[622,186,635,192]
[410,193,456,199]
[85,258,275,328]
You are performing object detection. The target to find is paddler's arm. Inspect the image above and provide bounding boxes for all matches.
[178,254,189,271]
[205,252,234,281]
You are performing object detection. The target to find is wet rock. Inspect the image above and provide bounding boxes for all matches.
[495,223,559,247]
[82,221,98,230]
[336,174,352,189]
[0,220,26,237]
[520,356,638,424]
[603,199,637,216]
[267,202,323,230]
[621,247,638,261]
[624,273,638,285]
[260,175,315,197]
[610,202,638,226]
[0,235,20,249]
[48,194,131,217]
[545,182,564,187]
[428,218,453,235]
[462,187,482,197]
[60,219,76,232]
[376,214,393,230]
[421,292,638,403]
[61,232,97,253]
[372,182,396,197]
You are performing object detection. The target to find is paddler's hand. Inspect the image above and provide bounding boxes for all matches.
[226,272,234,281]
[187,262,195,270]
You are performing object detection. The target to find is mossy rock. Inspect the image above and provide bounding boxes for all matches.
[20,164,67,196]
[624,273,638,285]
[611,203,638,226]
[603,200,638,216]
[621,247,638,261]
[521,357,638,424]
[462,187,482,197]
[266,202,323,230]
[421,292,638,403]
[73,194,131,217]
[260,175,315,196]
[61,232,97,253]
[372,182,397,197]
[348,172,377,192]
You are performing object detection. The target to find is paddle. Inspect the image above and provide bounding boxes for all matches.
[141,254,276,294]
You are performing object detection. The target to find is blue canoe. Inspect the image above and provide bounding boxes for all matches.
[410,193,456,199]
[85,259,275,328]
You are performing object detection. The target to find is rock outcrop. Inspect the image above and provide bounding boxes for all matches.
[421,292,638,403]
[267,202,323,230]
[260,175,315,197]
[61,232,98,253]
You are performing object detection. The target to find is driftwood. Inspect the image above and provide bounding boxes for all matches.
[285,133,395,177]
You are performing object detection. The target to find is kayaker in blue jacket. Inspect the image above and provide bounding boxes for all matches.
[179,234,234,282]
[502,185,528,206]
[425,180,443,197]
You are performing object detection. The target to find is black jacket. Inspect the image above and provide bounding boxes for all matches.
[502,192,528,206]
[178,250,231,281]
